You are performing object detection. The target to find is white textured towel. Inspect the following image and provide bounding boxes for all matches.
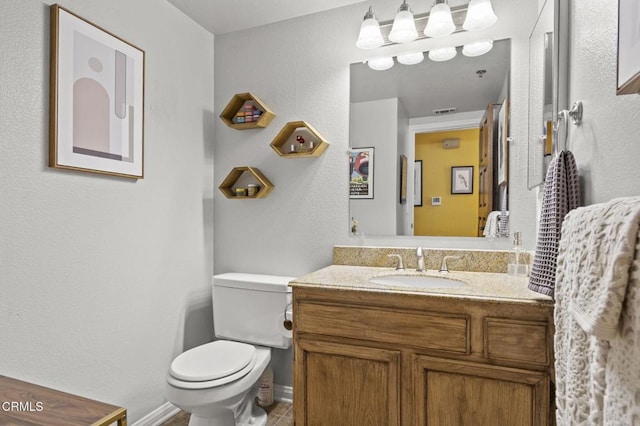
[568,196,640,340]
[554,196,640,425]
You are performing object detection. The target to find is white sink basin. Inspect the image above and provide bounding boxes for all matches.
[369,275,467,289]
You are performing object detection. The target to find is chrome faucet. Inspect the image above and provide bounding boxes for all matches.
[416,247,425,272]
[439,255,462,273]
[387,254,405,270]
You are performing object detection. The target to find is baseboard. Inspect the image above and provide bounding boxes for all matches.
[274,384,293,404]
[132,387,292,425]
[131,401,180,426]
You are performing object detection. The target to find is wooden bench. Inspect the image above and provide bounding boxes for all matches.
[0,375,127,425]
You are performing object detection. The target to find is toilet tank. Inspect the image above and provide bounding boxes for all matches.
[213,273,295,349]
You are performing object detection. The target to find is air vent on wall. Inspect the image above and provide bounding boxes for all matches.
[433,107,457,115]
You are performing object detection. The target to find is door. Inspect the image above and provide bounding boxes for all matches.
[294,339,401,426]
[414,356,549,426]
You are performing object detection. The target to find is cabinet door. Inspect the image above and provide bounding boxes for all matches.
[414,356,549,426]
[294,339,401,426]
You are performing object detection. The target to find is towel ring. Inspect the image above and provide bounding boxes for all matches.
[554,101,583,155]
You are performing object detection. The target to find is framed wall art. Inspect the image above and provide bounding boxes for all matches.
[617,0,640,95]
[49,4,145,178]
[414,160,423,207]
[399,155,407,205]
[349,147,374,199]
[451,166,474,195]
[497,98,509,185]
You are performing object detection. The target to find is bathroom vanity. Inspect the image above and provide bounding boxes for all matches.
[290,261,554,425]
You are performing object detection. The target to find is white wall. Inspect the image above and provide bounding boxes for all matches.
[214,0,538,386]
[350,98,399,236]
[567,0,640,204]
[0,0,214,422]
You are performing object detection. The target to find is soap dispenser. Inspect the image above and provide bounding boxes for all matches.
[508,231,528,276]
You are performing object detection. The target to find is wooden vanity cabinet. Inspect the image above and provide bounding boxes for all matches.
[293,287,554,426]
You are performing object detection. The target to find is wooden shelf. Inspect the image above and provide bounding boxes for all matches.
[270,121,329,158]
[219,166,274,199]
[219,93,275,130]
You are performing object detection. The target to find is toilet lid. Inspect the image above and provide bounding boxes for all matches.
[169,340,256,382]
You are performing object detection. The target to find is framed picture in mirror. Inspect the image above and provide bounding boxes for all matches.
[400,155,407,205]
[349,147,374,199]
[617,0,640,95]
[414,160,423,207]
[451,166,474,195]
[497,99,509,185]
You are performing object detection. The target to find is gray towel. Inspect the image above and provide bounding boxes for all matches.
[528,150,581,297]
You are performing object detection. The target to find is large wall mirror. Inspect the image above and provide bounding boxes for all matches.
[350,39,511,238]
[527,0,568,188]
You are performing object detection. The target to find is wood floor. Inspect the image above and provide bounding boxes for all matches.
[161,401,293,426]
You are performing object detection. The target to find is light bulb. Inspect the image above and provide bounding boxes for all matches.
[356,7,384,49]
[428,47,457,62]
[424,1,455,38]
[367,57,394,71]
[397,51,424,65]
[389,1,418,44]
[463,0,498,32]
[462,40,493,57]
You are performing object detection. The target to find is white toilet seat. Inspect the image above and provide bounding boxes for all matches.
[167,340,257,390]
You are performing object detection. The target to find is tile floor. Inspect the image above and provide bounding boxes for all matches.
[161,401,293,426]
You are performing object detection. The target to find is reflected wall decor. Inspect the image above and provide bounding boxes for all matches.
[414,160,423,207]
[400,155,408,205]
[49,4,145,178]
[497,99,509,185]
[451,166,474,194]
[349,147,374,199]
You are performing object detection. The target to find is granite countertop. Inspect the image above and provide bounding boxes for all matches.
[290,265,554,306]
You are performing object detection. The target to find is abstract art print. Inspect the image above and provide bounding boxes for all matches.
[49,4,145,178]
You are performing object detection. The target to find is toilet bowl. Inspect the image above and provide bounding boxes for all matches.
[165,273,294,426]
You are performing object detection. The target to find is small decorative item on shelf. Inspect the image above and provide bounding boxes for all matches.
[219,93,275,129]
[296,135,307,152]
[270,121,330,158]
[247,184,259,197]
[233,102,263,124]
[219,166,274,199]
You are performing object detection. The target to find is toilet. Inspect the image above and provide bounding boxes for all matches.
[165,272,294,426]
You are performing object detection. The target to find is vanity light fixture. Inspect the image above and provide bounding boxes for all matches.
[463,0,498,32]
[356,0,498,49]
[462,40,493,57]
[389,1,419,44]
[424,0,456,38]
[355,6,384,49]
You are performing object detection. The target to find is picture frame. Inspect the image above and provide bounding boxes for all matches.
[617,0,640,95]
[349,147,374,199]
[497,98,509,185]
[49,4,145,179]
[451,166,474,194]
[414,160,423,207]
[399,155,407,205]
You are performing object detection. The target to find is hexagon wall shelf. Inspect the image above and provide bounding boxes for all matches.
[270,121,330,158]
[219,166,274,199]
[219,92,275,130]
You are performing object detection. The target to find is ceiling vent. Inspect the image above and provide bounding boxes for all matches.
[433,107,457,115]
